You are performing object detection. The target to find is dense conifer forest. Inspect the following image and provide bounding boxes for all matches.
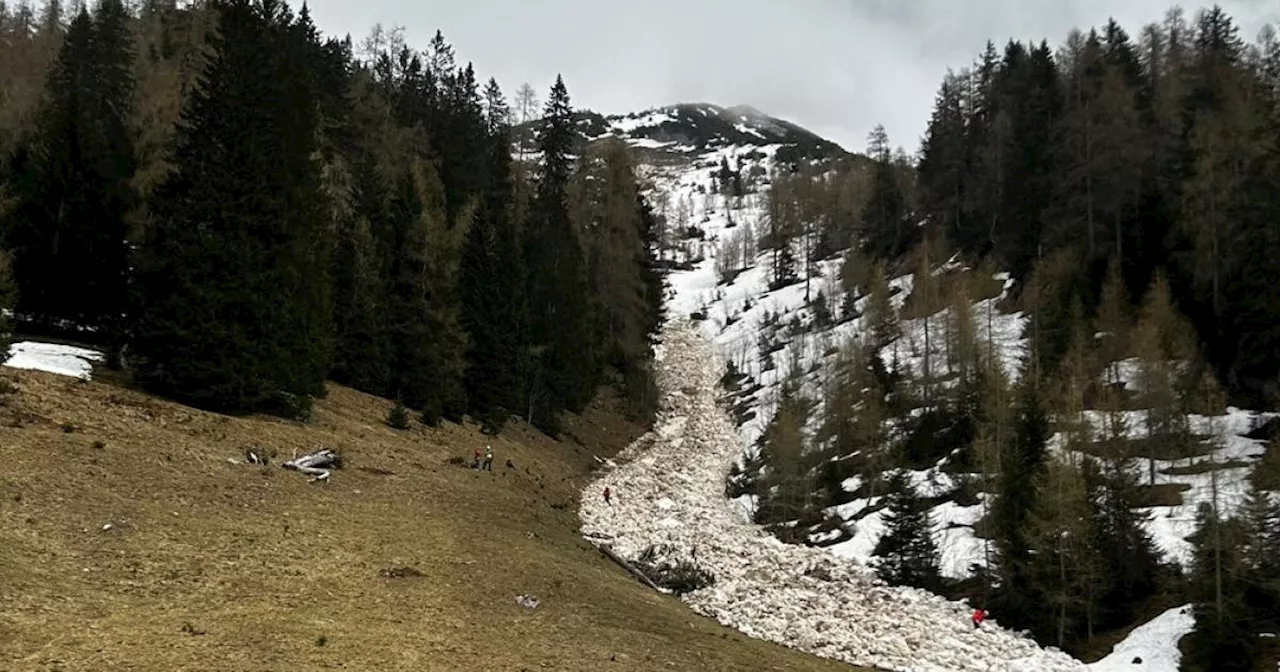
[0,0,664,435]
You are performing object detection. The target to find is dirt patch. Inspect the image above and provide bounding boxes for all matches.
[378,566,424,580]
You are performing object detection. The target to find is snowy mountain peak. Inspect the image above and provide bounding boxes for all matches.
[517,102,849,163]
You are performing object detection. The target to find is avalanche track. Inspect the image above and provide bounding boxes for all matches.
[580,321,1086,672]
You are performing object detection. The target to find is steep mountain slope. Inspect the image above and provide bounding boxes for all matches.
[571,102,1273,670]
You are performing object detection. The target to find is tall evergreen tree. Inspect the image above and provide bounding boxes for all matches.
[1184,502,1257,671]
[873,469,942,591]
[991,378,1050,627]
[131,0,332,413]
[384,158,470,424]
[0,251,15,359]
[9,2,135,359]
[861,125,911,260]
[523,75,596,433]
[460,77,527,432]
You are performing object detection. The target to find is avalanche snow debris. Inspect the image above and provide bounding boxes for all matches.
[581,322,1086,672]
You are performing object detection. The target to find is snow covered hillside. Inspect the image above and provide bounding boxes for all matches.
[571,103,1274,578]
[566,104,1270,667]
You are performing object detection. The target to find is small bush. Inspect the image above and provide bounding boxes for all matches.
[92,440,106,450]
[386,399,409,430]
[419,401,443,428]
[264,391,312,422]
[61,422,77,433]
[314,635,327,647]
[0,377,15,395]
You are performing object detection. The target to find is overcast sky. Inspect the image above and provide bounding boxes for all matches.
[303,1,1278,152]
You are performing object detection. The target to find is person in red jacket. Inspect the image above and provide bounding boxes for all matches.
[972,608,988,629]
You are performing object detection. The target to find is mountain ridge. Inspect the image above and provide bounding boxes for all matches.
[516,101,851,164]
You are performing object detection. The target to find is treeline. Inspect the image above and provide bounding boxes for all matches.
[0,0,664,434]
[912,6,1280,409]
[727,4,1280,665]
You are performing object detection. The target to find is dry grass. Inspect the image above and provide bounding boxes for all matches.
[0,369,867,672]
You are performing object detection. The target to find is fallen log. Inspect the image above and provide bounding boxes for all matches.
[597,544,665,594]
[283,449,339,482]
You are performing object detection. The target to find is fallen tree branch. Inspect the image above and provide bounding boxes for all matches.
[597,544,665,593]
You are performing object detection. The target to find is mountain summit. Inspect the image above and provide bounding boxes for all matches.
[518,103,848,163]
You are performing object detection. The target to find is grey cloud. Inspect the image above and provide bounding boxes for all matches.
[303,0,1278,152]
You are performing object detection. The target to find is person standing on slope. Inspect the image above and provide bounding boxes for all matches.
[603,486,612,505]
[972,608,988,630]
[481,445,494,471]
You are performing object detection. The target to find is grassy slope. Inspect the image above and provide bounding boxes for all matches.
[0,368,865,672]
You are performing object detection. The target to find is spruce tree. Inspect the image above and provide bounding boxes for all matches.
[330,151,392,395]
[1085,457,1163,631]
[386,398,409,430]
[524,75,596,433]
[7,1,135,359]
[572,139,659,418]
[131,0,332,413]
[1184,503,1257,671]
[991,379,1050,627]
[1027,455,1095,647]
[9,9,95,328]
[384,158,469,425]
[863,261,901,368]
[861,125,910,260]
[0,251,16,359]
[873,469,941,591]
[86,0,136,368]
[460,78,527,432]
[754,365,816,528]
[1239,487,1280,633]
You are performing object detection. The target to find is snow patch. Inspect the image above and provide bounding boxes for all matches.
[4,341,103,380]
[1086,605,1193,672]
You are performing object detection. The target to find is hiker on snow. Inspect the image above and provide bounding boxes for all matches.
[972,608,988,629]
[481,445,494,471]
[603,486,612,505]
